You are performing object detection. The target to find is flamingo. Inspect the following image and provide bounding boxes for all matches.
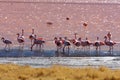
[29,29,35,46]
[63,37,71,54]
[78,37,92,52]
[70,33,81,47]
[54,37,64,52]
[1,37,12,50]
[70,39,81,47]
[104,36,116,54]
[31,35,45,51]
[93,37,105,55]
[17,29,25,49]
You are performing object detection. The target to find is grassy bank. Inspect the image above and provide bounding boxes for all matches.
[0,64,120,80]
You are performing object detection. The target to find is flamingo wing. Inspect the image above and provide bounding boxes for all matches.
[17,39,24,43]
[4,40,12,44]
[106,41,114,46]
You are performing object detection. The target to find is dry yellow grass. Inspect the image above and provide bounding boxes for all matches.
[0,64,120,80]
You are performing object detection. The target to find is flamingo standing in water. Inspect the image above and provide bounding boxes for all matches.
[1,37,12,50]
[93,37,105,55]
[69,33,80,48]
[29,29,35,46]
[70,39,81,48]
[17,29,25,49]
[63,37,71,55]
[78,37,92,52]
[31,35,45,51]
[73,33,81,47]
[104,36,116,54]
[54,37,63,52]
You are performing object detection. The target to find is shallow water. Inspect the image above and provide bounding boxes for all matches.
[0,46,120,69]
[0,1,120,69]
[0,57,120,69]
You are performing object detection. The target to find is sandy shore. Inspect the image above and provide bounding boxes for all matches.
[0,64,120,80]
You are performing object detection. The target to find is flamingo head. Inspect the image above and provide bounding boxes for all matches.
[32,29,34,31]
[1,37,4,40]
[97,37,99,40]
[16,33,20,36]
[64,37,67,40]
[32,29,34,34]
[59,37,62,40]
[54,37,57,40]
[104,36,107,39]
[86,37,88,40]
[22,29,24,32]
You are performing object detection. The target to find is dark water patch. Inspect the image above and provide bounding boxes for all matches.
[113,58,120,61]
[0,49,120,57]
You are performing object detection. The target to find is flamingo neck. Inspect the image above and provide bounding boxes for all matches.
[17,35,19,38]
[75,35,77,39]
[32,29,34,34]
[104,38,107,43]
[17,34,22,39]
[22,29,24,36]
[32,32,34,34]
[2,39,5,42]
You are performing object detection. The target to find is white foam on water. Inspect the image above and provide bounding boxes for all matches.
[0,57,120,69]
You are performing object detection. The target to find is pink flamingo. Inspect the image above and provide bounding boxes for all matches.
[29,29,35,46]
[31,35,45,51]
[104,36,116,54]
[70,39,81,47]
[54,37,64,52]
[16,29,25,49]
[63,37,71,54]
[78,37,92,52]
[93,37,105,54]
[1,37,12,50]
[69,33,80,48]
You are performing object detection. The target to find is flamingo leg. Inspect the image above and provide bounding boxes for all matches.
[41,43,44,51]
[96,46,98,54]
[39,44,42,51]
[31,43,35,51]
[109,46,112,55]
[63,46,65,53]
[22,42,24,49]
[97,46,100,56]
[42,43,44,48]
[19,43,21,49]
[8,44,10,50]
[96,46,98,51]
[99,46,101,54]
[31,39,32,46]
[83,46,85,52]
[96,46,99,56]
[35,44,38,50]
[108,46,111,52]
[111,46,113,54]
[68,46,70,55]
[88,46,90,55]
[56,46,59,52]
[4,44,7,50]
[19,43,22,50]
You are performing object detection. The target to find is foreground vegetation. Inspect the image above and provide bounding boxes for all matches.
[0,64,120,80]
